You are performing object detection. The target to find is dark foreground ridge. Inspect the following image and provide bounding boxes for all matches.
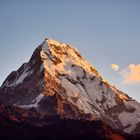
[1,116,139,140]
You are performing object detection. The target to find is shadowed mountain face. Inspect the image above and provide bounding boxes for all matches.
[0,39,140,140]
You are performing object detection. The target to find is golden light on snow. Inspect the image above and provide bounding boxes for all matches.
[111,64,119,71]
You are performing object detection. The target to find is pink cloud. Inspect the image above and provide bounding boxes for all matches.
[120,64,140,84]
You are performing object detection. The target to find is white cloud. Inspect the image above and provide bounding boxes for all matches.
[111,64,119,71]
[120,64,140,84]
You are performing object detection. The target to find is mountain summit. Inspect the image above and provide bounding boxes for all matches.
[0,39,140,139]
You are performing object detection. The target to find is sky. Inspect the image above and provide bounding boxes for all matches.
[0,0,140,101]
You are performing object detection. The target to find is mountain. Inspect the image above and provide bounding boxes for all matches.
[0,39,140,140]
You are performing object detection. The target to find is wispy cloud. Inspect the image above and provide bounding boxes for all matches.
[120,64,140,84]
[111,64,120,71]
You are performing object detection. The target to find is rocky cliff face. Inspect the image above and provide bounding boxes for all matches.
[0,39,140,137]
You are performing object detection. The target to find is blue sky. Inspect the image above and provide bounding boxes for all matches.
[0,0,140,101]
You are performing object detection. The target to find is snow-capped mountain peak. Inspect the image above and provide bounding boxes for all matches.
[0,38,140,135]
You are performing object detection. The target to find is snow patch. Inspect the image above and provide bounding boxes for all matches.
[61,78,79,98]
[19,94,44,109]
[14,71,32,86]
[42,40,49,52]
[5,68,33,87]
[40,64,44,72]
[118,101,140,133]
